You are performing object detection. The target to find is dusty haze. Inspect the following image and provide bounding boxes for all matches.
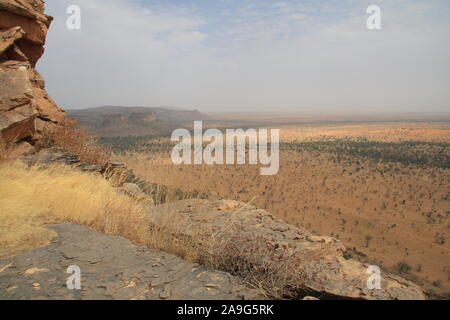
[39,0,450,113]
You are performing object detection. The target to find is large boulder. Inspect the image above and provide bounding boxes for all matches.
[148,199,427,300]
[0,0,66,156]
[0,0,52,66]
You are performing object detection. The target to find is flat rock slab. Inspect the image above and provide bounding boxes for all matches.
[0,223,262,300]
[149,200,426,300]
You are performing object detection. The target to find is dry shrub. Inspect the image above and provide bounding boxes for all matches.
[207,231,307,299]
[0,161,148,258]
[102,165,131,187]
[43,119,110,164]
[140,201,311,299]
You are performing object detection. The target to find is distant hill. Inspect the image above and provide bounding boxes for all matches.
[67,106,209,137]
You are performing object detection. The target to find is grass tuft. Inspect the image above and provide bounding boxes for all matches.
[0,161,148,258]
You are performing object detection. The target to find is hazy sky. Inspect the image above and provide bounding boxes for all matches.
[39,0,450,112]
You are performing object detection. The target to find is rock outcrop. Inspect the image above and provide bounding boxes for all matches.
[21,147,215,204]
[148,199,427,300]
[0,223,262,300]
[0,0,66,155]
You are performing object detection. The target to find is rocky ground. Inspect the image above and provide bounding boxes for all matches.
[13,147,426,300]
[148,199,426,300]
[0,223,262,300]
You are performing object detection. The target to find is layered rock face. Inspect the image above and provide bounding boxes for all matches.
[0,0,66,155]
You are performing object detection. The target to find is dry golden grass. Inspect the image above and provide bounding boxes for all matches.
[0,161,148,258]
[0,159,213,264]
[0,161,295,298]
[0,160,209,263]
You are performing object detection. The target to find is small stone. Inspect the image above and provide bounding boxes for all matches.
[24,267,49,275]
[303,296,319,300]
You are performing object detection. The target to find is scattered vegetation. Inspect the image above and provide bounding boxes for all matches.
[100,134,450,169]
[100,135,170,153]
[2,121,449,297]
[43,119,111,164]
[396,261,413,274]
[282,139,450,169]
[109,130,450,295]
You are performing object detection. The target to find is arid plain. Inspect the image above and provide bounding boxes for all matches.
[114,118,450,298]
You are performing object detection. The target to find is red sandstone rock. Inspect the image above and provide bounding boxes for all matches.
[0,0,66,155]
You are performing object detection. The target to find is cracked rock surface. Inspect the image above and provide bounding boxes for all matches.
[149,199,426,300]
[0,223,262,300]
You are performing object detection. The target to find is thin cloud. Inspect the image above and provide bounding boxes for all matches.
[40,0,450,112]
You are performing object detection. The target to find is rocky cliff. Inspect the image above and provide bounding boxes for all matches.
[0,0,66,156]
